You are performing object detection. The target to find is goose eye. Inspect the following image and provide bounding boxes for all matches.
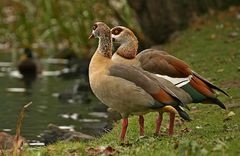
[93,24,97,30]
[112,28,123,35]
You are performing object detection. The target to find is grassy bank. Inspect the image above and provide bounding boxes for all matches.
[26,8,240,156]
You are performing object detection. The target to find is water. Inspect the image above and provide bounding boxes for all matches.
[0,52,113,143]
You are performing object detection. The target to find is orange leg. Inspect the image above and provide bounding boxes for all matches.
[120,118,128,140]
[168,113,175,136]
[139,115,144,136]
[155,112,163,135]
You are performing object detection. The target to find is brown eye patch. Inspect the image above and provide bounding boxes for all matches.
[112,27,123,35]
[93,24,98,30]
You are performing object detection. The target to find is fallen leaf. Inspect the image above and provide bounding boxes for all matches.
[196,126,203,129]
[227,111,236,117]
[181,127,192,133]
[215,24,224,29]
[224,111,236,121]
[85,146,119,155]
[201,148,208,155]
[217,68,224,73]
[236,13,240,20]
[228,32,238,38]
[213,139,228,151]
[209,34,217,40]
[104,146,116,154]
[213,144,224,151]
[85,147,99,155]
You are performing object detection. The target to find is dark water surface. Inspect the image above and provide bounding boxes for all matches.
[0,52,113,143]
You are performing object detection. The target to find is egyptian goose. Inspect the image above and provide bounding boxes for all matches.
[88,22,190,140]
[18,48,41,87]
[111,26,228,135]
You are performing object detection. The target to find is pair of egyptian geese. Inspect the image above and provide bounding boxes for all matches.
[88,22,228,141]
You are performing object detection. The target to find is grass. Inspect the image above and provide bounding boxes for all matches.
[24,8,240,156]
[0,1,137,57]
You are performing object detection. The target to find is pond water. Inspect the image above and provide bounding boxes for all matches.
[0,51,114,144]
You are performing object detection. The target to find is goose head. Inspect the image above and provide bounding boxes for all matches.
[111,26,138,45]
[89,22,111,40]
[24,48,33,58]
[111,26,138,58]
[89,22,112,57]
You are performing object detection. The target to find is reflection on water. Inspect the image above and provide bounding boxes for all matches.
[0,52,113,143]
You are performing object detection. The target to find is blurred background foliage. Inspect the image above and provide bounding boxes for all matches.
[0,0,239,59]
[0,0,139,58]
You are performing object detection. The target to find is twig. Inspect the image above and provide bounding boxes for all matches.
[12,102,32,155]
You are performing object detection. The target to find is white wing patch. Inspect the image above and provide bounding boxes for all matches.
[156,74,192,87]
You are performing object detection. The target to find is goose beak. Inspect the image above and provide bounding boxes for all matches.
[88,34,94,39]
